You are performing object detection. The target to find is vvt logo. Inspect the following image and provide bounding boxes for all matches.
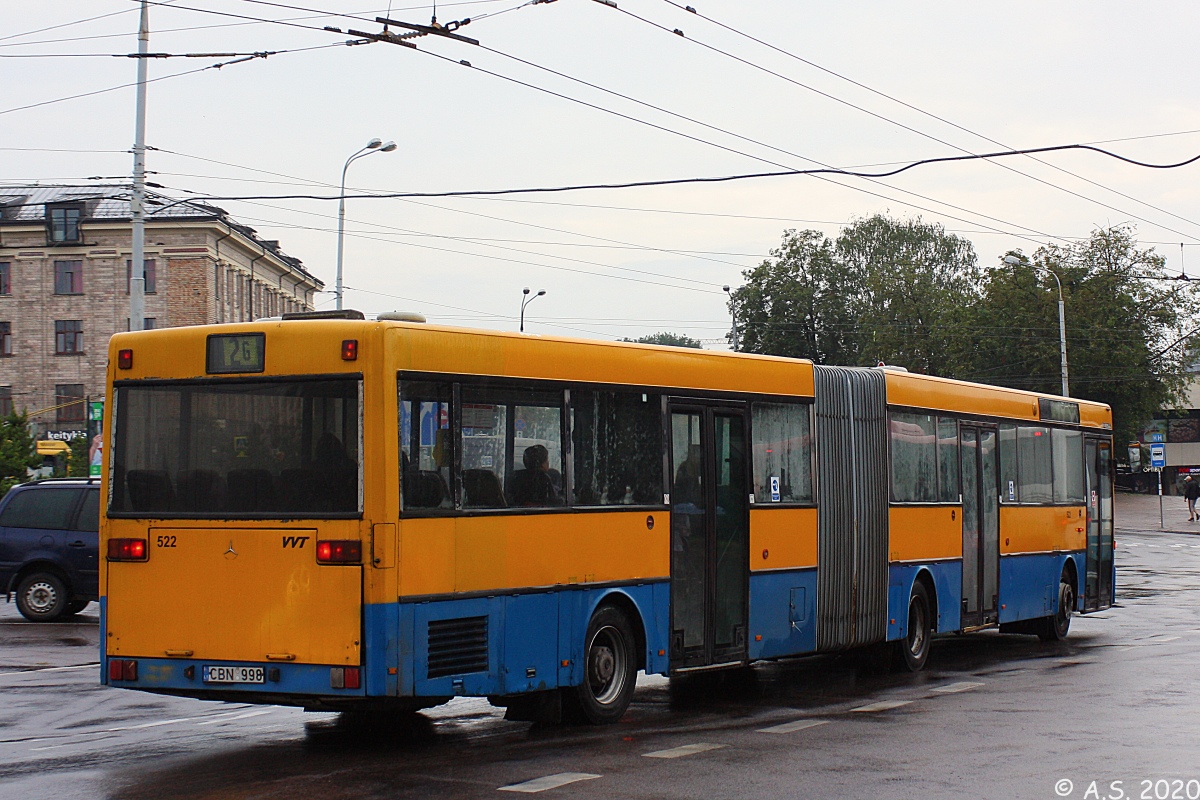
[282,535,310,549]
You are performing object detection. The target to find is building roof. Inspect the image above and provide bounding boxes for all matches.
[0,183,320,285]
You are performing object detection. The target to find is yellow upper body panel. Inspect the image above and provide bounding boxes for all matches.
[108,319,815,397]
[883,370,1111,429]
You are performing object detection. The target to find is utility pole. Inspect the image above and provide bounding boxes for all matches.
[129,0,149,332]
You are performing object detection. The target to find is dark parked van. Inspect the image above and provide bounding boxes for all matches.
[0,478,100,622]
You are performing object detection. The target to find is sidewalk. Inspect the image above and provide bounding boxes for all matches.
[1115,491,1200,535]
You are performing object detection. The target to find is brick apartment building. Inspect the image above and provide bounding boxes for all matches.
[0,184,323,439]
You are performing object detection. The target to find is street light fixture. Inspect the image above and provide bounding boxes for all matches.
[722,284,739,351]
[520,286,546,333]
[1003,254,1069,396]
[336,138,397,310]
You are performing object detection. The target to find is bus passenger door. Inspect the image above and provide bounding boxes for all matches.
[1084,437,1115,611]
[668,404,750,670]
[961,425,1000,628]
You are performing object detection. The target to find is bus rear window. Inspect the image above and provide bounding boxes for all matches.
[110,378,360,517]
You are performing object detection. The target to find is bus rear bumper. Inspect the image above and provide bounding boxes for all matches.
[102,656,370,704]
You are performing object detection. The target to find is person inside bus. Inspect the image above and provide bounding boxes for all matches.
[510,444,563,507]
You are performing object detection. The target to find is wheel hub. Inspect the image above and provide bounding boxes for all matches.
[591,645,615,686]
[26,581,57,613]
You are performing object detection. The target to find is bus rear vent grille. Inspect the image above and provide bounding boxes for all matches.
[427,616,489,679]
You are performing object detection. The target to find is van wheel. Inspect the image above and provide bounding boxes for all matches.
[1038,572,1075,642]
[569,605,637,725]
[16,572,69,622]
[895,581,933,672]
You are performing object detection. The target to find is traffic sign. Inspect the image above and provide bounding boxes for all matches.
[1150,443,1166,468]
[1150,432,1165,443]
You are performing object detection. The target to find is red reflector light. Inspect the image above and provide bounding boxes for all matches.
[109,659,138,681]
[341,339,358,360]
[117,348,133,369]
[330,667,361,690]
[316,540,361,564]
[107,538,147,561]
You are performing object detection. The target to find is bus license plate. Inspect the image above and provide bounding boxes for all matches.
[202,665,265,684]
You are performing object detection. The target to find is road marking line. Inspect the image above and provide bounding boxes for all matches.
[851,700,911,713]
[498,773,601,793]
[643,743,726,759]
[0,663,99,678]
[106,717,195,732]
[195,709,273,725]
[931,681,985,694]
[757,719,829,734]
[1154,636,1181,643]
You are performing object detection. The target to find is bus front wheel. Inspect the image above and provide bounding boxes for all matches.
[570,605,637,725]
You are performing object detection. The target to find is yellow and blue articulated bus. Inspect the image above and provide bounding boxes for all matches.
[100,313,1115,724]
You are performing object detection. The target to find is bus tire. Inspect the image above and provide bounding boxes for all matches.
[895,580,933,672]
[570,604,637,725]
[1038,571,1075,642]
[16,571,69,623]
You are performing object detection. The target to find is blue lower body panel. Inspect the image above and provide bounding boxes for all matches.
[399,582,669,699]
[887,561,963,642]
[747,569,817,660]
[998,551,1084,622]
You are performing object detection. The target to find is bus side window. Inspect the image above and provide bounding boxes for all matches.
[572,390,663,506]
[460,385,563,510]
[1018,426,1053,503]
[890,412,937,503]
[399,380,453,511]
[750,402,813,504]
[999,424,1018,503]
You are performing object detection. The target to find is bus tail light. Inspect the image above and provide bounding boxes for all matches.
[341,339,358,360]
[331,667,360,689]
[316,540,361,564]
[108,538,148,561]
[118,348,133,369]
[109,659,138,681]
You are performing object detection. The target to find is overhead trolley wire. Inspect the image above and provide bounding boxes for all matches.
[609,1,1200,243]
[659,0,1200,239]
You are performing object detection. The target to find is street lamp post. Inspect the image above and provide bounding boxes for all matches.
[1004,255,1069,396]
[336,138,396,310]
[722,284,739,351]
[520,287,546,333]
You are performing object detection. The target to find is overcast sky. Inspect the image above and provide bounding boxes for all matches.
[4,1,1200,346]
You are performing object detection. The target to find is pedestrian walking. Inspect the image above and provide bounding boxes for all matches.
[1184,474,1200,521]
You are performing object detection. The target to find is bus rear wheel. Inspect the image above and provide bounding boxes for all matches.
[1038,572,1075,642]
[569,605,637,725]
[895,581,932,672]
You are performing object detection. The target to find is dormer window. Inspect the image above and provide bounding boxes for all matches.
[46,203,83,244]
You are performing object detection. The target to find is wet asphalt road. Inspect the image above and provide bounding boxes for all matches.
[3,496,1200,800]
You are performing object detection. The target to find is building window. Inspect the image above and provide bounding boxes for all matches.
[0,387,12,417]
[53,260,83,294]
[126,258,157,294]
[0,322,10,356]
[47,205,83,244]
[55,320,83,354]
[126,318,157,330]
[56,384,86,424]
[0,262,10,295]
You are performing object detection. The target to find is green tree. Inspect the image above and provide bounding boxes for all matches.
[621,332,702,348]
[967,227,1200,444]
[0,411,39,498]
[730,215,980,373]
[68,435,90,477]
[727,229,855,361]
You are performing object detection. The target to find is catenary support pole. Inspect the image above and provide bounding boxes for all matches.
[129,0,149,332]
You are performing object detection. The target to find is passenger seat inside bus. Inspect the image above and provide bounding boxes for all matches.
[403,470,452,509]
[126,470,175,512]
[462,469,506,508]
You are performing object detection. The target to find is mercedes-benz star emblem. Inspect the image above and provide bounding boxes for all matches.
[224,540,237,560]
